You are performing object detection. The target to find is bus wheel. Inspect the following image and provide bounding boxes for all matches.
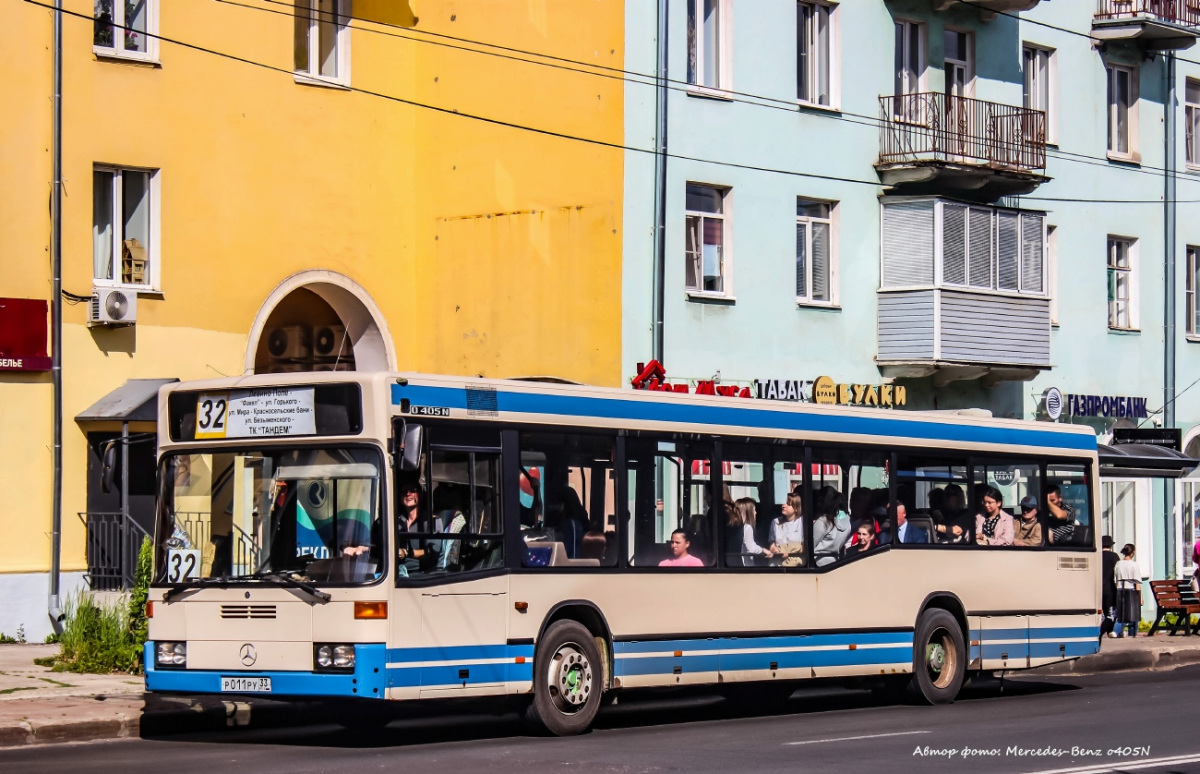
[525,620,604,736]
[912,609,965,705]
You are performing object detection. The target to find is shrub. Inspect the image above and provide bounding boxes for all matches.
[127,536,153,668]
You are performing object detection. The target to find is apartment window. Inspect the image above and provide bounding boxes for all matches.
[943,29,973,99]
[1107,236,1137,330]
[796,198,833,304]
[1106,64,1135,157]
[687,0,725,89]
[685,184,728,295]
[93,0,158,60]
[894,20,925,98]
[1187,246,1200,337]
[1186,79,1200,168]
[798,2,834,107]
[295,0,350,83]
[93,167,157,288]
[1023,45,1055,143]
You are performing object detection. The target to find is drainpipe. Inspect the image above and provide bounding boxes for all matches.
[48,0,65,627]
[1164,52,1178,575]
[121,422,130,588]
[651,0,669,363]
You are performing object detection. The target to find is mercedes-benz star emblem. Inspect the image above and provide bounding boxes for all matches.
[239,644,257,667]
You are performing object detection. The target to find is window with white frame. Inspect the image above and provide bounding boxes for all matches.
[687,0,725,89]
[796,198,834,304]
[93,0,157,60]
[797,2,834,107]
[685,184,728,295]
[1023,44,1055,143]
[295,0,350,83]
[1186,79,1200,168]
[894,20,924,98]
[1107,236,1136,330]
[1106,64,1135,157]
[940,204,1044,295]
[93,167,157,288]
[1187,246,1200,337]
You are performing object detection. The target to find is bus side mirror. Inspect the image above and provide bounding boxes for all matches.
[100,441,117,495]
[400,424,424,472]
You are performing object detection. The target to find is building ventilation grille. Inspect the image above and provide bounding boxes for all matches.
[220,605,277,619]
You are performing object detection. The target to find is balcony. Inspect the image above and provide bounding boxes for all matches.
[934,0,1043,17]
[877,93,1048,201]
[877,197,1050,385]
[1093,0,1200,50]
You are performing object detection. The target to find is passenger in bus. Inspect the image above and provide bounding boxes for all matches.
[726,498,772,567]
[580,531,608,563]
[659,529,704,567]
[848,487,872,527]
[849,505,886,548]
[546,487,588,558]
[1013,496,1044,547]
[880,502,929,544]
[975,487,1014,546]
[812,486,851,566]
[768,493,805,567]
[935,484,972,544]
[1044,486,1080,545]
[844,523,877,556]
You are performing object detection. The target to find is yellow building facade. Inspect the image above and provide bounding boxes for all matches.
[0,0,624,639]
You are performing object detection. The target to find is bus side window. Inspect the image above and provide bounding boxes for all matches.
[518,431,618,567]
[1046,463,1092,548]
[894,454,970,547]
[626,437,715,568]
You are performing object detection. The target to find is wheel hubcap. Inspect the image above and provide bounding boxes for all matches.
[924,628,957,690]
[547,643,593,714]
[927,642,946,674]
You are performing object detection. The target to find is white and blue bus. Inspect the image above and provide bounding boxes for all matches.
[146,371,1101,735]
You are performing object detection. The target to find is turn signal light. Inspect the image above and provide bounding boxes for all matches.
[354,601,388,619]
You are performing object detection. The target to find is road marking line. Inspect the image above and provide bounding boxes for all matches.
[784,730,930,746]
[1021,752,1200,774]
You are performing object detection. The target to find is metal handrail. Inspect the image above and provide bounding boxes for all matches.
[1095,0,1200,27]
[878,92,1047,172]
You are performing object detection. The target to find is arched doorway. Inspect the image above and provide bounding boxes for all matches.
[246,271,395,374]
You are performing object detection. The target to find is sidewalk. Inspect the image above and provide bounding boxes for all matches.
[1,632,1199,748]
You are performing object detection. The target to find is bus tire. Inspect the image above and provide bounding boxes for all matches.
[525,620,604,736]
[912,609,966,705]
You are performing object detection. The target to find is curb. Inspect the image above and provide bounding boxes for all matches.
[1038,645,1200,676]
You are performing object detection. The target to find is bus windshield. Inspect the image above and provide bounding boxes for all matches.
[155,446,384,586]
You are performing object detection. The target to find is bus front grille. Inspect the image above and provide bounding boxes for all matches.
[220,605,278,619]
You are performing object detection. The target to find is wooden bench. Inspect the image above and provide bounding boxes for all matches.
[1147,580,1200,636]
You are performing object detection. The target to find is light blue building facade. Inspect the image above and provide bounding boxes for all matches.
[623,0,1200,596]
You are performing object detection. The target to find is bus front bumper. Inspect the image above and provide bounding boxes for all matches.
[144,642,387,699]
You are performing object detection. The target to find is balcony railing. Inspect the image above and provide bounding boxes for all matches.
[1095,0,1200,27]
[879,93,1046,173]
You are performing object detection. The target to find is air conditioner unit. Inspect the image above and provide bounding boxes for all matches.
[265,325,311,360]
[312,324,350,359]
[89,285,137,327]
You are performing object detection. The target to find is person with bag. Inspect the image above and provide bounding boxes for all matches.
[1113,543,1142,638]
[1100,536,1118,639]
[1192,537,1200,594]
[769,492,805,567]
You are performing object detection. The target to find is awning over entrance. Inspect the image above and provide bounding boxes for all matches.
[75,378,178,423]
[1097,443,1200,479]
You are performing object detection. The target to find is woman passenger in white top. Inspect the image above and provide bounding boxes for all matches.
[1113,543,1143,638]
[730,498,773,567]
[769,493,805,566]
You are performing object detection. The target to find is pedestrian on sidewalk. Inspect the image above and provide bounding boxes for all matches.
[1113,543,1142,638]
[1101,535,1118,639]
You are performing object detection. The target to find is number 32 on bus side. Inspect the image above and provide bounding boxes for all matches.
[195,393,229,439]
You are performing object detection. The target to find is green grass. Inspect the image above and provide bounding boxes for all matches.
[37,677,74,687]
[0,686,36,696]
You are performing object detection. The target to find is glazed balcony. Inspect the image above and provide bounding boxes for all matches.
[877,197,1050,385]
[1093,0,1200,50]
[877,93,1048,201]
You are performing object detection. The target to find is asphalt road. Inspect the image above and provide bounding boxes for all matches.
[4,666,1200,774]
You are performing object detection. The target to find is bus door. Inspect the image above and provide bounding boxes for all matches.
[390,421,509,699]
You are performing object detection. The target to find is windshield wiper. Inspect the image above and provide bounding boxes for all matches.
[230,570,332,603]
[162,575,230,602]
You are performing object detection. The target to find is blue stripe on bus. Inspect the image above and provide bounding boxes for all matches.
[385,643,534,664]
[979,628,1027,640]
[1030,640,1099,659]
[392,384,1096,452]
[385,643,535,689]
[980,644,1029,660]
[613,631,913,656]
[144,643,387,699]
[1028,627,1098,641]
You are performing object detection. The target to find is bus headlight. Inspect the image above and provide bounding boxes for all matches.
[314,643,355,672]
[156,641,186,667]
[332,645,355,668]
